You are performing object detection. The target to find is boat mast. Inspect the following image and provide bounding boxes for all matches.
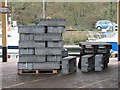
[2,0,7,62]
[118,0,120,61]
[43,0,45,18]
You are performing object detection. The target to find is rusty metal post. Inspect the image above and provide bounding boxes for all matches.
[118,1,120,61]
[2,0,7,62]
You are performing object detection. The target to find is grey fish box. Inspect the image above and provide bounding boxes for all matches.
[81,55,94,72]
[19,41,45,48]
[38,19,66,26]
[33,62,60,70]
[17,62,33,70]
[47,27,65,33]
[47,55,62,62]
[18,25,45,33]
[62,56,77,75]
[48,41,63,47]
[20,33,34,41]
[34,33,62,41]
[19,55,46,62]
[19,48,35,55]
[35,48,62,55]
[95,54,104,71]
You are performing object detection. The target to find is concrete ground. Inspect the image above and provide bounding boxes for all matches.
[1,57,119,88]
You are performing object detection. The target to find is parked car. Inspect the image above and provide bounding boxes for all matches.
[95,20,117,30]
[112,22,118,31]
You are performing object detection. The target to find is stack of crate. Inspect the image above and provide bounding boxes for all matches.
[18,19,66,73]
[78,42,112,72]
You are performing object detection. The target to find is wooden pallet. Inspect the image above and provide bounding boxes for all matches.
[17,69,58,74]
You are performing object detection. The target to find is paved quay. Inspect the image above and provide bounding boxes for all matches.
[1,57,119,88]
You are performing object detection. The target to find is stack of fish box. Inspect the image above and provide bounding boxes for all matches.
[18,19,66,74]
[78,42,112,72]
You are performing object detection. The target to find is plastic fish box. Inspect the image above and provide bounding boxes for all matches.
[108,42,118,52]
[81,55,94,72]
[35,48,62,55]
[18,25,45,33]
[62,56,77,75]
[19,41,45,48]
[34,33,62,41]
[97,49,109,54]
[20,33,34,41]
[47,55,62,62]
[38,18,66,26]
[19,55,46,62]
[19,48,35,55]
[19,41,34,48]
[47,26,65,33]
[33,62,60,69]
[48,41,63,47]
[95,54,104,71]
[17,62,33,70]
[62,48,68,58]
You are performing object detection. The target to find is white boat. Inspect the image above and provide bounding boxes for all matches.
[0,21,19,56]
